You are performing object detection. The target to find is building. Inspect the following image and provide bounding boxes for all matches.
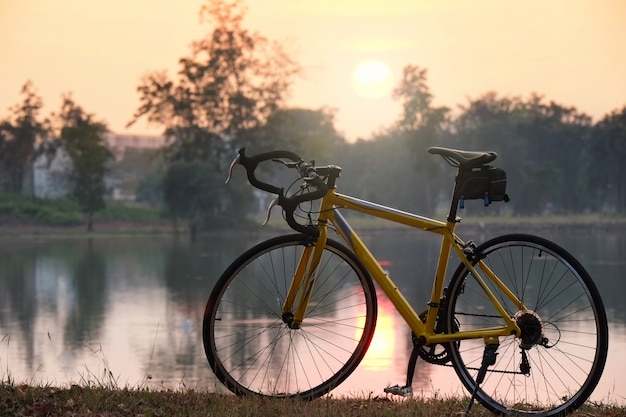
[105,133,166,160]
[33,133,166,201]
[32,146,72,199]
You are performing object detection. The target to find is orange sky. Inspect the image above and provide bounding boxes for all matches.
[1,0,625,141]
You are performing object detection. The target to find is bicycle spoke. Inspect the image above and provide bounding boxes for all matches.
[204,235,377,399]
[447,234,607,416]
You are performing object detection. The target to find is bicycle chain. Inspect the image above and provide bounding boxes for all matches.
[436,362,525,375]
[454,311,505,319]
[430,311,526,375]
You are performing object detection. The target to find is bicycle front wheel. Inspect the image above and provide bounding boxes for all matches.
[446,234,608,416]
[203,234,377,399]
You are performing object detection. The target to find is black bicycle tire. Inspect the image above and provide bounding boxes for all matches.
[445,233,608,416]
[203,233,378,399]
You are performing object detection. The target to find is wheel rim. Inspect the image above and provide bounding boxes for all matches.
[447,236,607,414]
[205,237,376,398]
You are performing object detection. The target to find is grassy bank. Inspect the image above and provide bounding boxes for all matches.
[0,192,163,225]
[3,189,626,238]
[0,192,175,236]
[1,385,624,417]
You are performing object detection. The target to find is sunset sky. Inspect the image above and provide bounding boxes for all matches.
[1,0,624,141]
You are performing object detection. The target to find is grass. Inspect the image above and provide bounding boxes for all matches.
[0,192,175,236]
[0,191,164,225]
[1,384,625,417]
[3,336,622,417]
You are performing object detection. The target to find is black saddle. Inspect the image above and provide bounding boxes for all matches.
[428,147,497,168]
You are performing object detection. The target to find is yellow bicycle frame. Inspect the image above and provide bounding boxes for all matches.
[282,187,523,345]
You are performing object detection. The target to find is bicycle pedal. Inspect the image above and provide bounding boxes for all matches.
[384,384,413,397]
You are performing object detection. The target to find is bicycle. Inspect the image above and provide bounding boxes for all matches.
[202,147,608,416]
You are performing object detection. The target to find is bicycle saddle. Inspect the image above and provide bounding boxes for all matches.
[428,147,497,168]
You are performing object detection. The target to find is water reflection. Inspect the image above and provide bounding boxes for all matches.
[0,230,624,404]
[360,293,395,372]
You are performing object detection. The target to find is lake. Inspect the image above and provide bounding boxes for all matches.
[0,225,624,404]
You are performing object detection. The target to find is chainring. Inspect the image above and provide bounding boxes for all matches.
[415,311,458,365]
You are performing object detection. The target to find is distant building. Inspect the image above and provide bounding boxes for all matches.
[105,133,166,202]
[33,146,72,199]
[105,133,166,160]
[33,133,166,200]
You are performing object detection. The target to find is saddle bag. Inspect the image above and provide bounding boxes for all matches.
[456,166,509,206]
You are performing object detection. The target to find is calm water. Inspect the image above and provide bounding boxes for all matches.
[0,226,624,403]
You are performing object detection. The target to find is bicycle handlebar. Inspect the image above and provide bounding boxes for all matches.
[226,148,329,237]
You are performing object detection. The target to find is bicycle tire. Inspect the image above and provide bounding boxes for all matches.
[203,234,377,399]
[445,234,608,416]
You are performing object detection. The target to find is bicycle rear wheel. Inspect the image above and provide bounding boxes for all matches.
[446,234,608,416]
[203,234,377,399]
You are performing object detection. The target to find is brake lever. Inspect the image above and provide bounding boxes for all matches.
[262,196,280,226]
[225,153,242,184]
[272,158,300,169]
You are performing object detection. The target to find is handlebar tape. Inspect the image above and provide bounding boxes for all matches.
[237,148,303,195]
[236,148,328,237]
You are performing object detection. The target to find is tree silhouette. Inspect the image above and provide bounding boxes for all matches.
[128,0,300,232]
[586,106,626,212]
[392,65,450,213]
[0,81,46,194]
[56,95,112,231]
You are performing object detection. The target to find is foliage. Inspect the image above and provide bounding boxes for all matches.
[0,191,82,226]
[585,106,626,212]
[240,107,343,163]
[325,79,626,218]
[161,161,213,229]
[3,17,626,225]
[128,0,301,233]
[135,171,164,207]
[391,65,450,213]
[393,65,449,133]
[55,95,113,230]
[161,160,250,236]
[333,136,430,213]
[108,147,164,206]
[128,0,299,137]
[0,81,47,194]
[0,192,163,227]
[93,203,163,223]
[446,93,593,214]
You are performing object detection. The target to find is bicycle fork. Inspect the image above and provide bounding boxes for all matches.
[281,229,328,329]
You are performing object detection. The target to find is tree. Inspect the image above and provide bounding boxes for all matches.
[229,108,345,219]
[450,93,592,214]
[333,134,424,211]
[0,81,46,194]
[242,107,344,162]
[392,65,450,213]
[127,0,300,232]
[113,148,165,207]
[128,0,300,143]
[56,95,113,231]
[586,106,626,212]
[160,140,250,237]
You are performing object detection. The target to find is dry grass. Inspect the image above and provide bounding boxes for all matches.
[0,384,624,417]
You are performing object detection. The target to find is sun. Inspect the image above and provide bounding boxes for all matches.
[351,60,393,99]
